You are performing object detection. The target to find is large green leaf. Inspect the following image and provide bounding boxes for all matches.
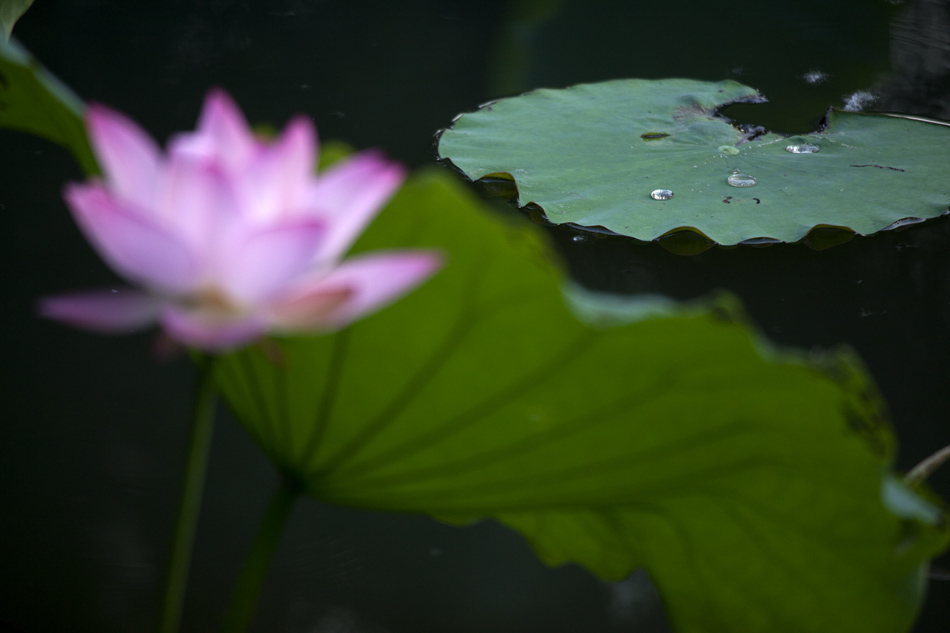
[0,0,33,40]
[437,79,950,249]
[0,37,96,174]
[214,168,947,633]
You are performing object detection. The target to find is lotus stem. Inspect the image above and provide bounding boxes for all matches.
[159,355,218,633]
[220,476,299,633]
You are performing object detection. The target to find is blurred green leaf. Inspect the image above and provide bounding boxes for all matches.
[438,79,950,249]
[0,36,96,174]
[214,168,947,633]
[0,0,33,40]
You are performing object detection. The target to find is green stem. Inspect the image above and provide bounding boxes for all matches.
[159,355,218,633]
[220,477,299,633]
[905,442,950,486]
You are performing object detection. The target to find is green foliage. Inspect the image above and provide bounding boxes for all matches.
[0,37,97,174]
[438,79,950,249]
[214,168,948,633]
[0,0,33,40]
[1,35,944,630]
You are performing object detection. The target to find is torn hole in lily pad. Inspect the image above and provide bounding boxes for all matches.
[437,78,950,255]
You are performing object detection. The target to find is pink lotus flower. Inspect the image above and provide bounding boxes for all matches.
[41,90,441,350]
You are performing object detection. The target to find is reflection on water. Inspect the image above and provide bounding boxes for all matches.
[875,0,950,120]
[843,89,879,111]
[608,569,671,632]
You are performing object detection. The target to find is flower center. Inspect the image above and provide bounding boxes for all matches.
[179,286,248,319]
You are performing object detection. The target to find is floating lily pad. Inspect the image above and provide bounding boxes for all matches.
[437,79,950,251]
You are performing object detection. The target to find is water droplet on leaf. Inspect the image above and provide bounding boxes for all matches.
[718,145,740,156]
[785,144,820,154]
[650,189,674,200]
[727,173,757,187]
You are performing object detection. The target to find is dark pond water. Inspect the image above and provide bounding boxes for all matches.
[2,1,949,632]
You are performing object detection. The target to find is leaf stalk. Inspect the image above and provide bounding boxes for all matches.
[220,476,299,633]
[159,355,218,633]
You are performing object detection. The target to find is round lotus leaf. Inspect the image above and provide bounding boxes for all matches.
[438,78,950,248]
